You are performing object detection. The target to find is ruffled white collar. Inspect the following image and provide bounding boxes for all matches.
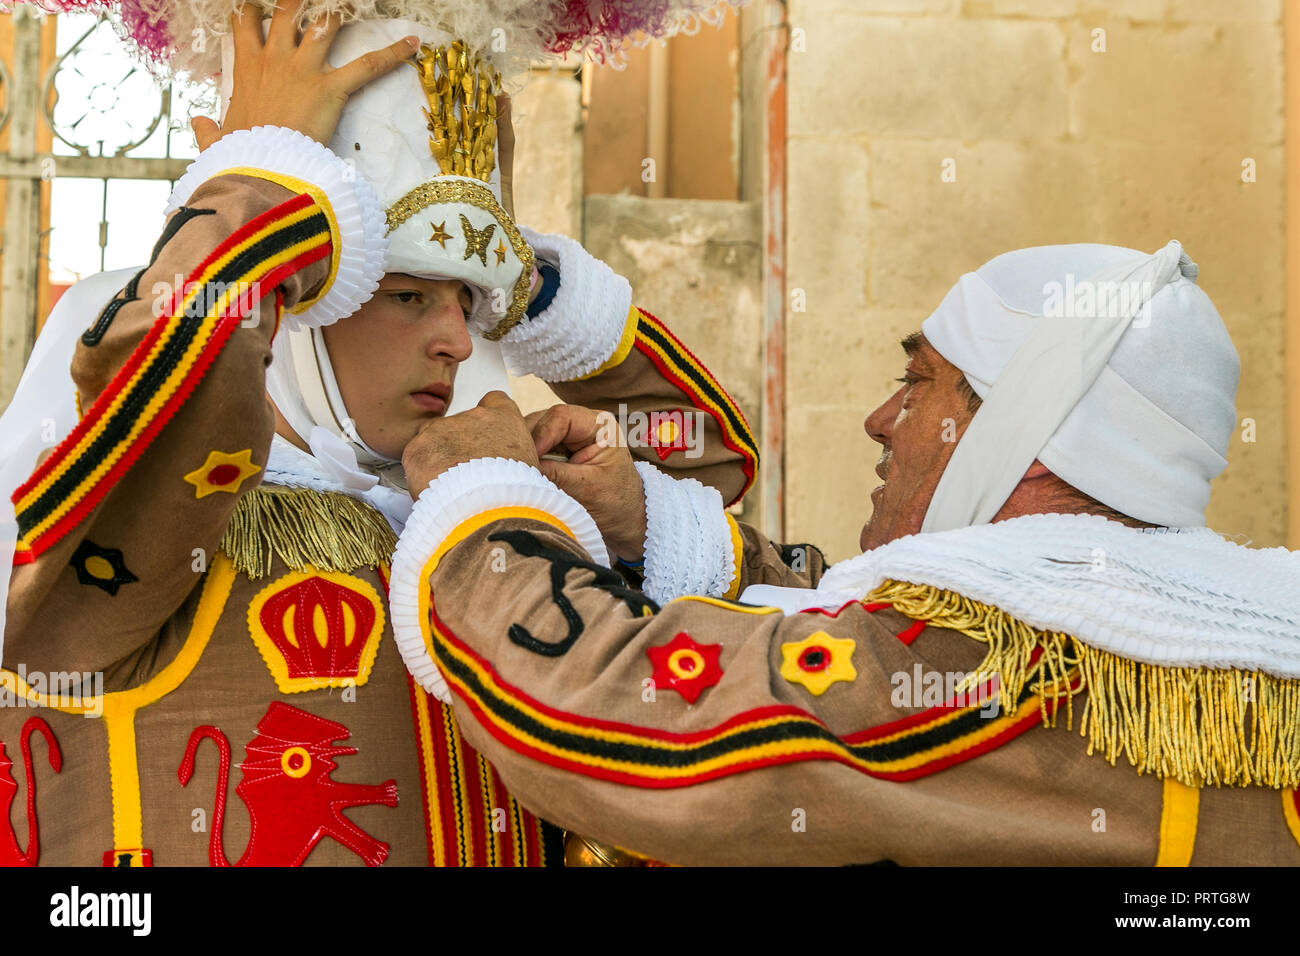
[264,429,414,534]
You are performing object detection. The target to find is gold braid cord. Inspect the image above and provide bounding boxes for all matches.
[412,40,501,182]
[220,485,398,579]
[383,177,534,341]
[868,579,1300,790]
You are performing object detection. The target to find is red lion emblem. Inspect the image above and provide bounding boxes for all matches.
[179,702,397,866]
[0,717,62,867]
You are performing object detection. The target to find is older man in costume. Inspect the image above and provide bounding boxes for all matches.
[0,2,755,866]
[390,237,1300,865]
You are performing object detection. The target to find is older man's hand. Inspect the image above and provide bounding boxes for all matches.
[525,404,648,563]
[402,391,539,497]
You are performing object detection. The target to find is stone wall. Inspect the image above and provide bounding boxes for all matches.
[582,194,764,526]
[785,0,1287,559]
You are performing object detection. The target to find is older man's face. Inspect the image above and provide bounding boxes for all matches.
[859,333,977,551]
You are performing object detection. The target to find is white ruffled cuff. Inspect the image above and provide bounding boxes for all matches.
[165,125,387,332]
[635,461,736,605]
[499,226,634,381]
[388,457,610,702]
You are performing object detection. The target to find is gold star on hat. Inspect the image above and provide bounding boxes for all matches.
[429,220,451,247]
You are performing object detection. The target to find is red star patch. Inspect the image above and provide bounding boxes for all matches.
[648,413,693,461]
[646,632,723,704]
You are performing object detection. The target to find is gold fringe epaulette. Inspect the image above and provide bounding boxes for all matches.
[220,485,398,579]
[867,579,1300,790]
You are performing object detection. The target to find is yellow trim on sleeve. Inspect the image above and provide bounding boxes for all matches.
[668,594,782,615]
[0,552,237,854]
[571,305,640,382]
[415,506,579,665]
[221,166,341,314]
[723,512,744,600]
[1155,777,1200,866]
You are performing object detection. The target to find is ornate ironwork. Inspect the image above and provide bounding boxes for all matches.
[42,15,172,159]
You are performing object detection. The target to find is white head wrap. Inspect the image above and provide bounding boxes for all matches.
[920,240,1238,531]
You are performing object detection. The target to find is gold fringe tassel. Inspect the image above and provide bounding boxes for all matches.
[219,485,398,579]
[867,579,1300,790]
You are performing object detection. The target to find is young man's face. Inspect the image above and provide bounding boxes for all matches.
[859,332,977,551]
[322,273,474,460]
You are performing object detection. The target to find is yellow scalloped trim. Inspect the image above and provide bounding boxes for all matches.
[722,512,744,600]
[0,553,237,855]
[245,566,386,694]
[221,166,341,315]
[416,507,578,665]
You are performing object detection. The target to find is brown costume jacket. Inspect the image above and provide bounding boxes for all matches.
[0,170,757,867]
[416,504,1300,866]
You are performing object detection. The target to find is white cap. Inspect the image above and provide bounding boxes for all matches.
[921,241,1239,530]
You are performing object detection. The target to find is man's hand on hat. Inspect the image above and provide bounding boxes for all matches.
[191,2,419,152]
[402,391,540,499]
[525,404,648,564]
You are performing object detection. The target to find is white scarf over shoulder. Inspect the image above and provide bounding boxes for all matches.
[742,514,1300,679]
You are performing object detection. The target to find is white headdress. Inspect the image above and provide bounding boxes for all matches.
[0,16,528,656]
[920,240,1238,531]
[167,18,535,491]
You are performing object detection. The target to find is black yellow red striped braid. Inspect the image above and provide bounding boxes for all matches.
[406,676,561,866]
[427,589,1080,788]
[377,563,560,866]
[631,308,759,506]
[12,191,332,564]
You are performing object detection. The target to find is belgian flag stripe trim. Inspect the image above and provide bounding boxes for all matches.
[392,565,554,867]
[13,193,330,563]
[15,208,327,539]
[18,199,323,514]
[428,592,1077,789]
[632,308,759,505]
[407,677,554,866]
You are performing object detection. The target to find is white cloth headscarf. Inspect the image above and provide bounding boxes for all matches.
[921,240,1238,531]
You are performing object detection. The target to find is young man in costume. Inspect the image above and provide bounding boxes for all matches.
[389,240,1300,866]
[0,5,756,866]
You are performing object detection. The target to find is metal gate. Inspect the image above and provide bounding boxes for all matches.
[1,6,194,403]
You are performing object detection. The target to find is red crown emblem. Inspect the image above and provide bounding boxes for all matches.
[247,568,386,693]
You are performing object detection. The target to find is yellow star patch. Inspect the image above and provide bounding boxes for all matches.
[779,631,857,696]
[183,448,261,499]
[429,220,452,248]
[494,238,508,265]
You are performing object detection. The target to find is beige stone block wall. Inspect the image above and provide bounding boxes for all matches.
[786,0,1287,560]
